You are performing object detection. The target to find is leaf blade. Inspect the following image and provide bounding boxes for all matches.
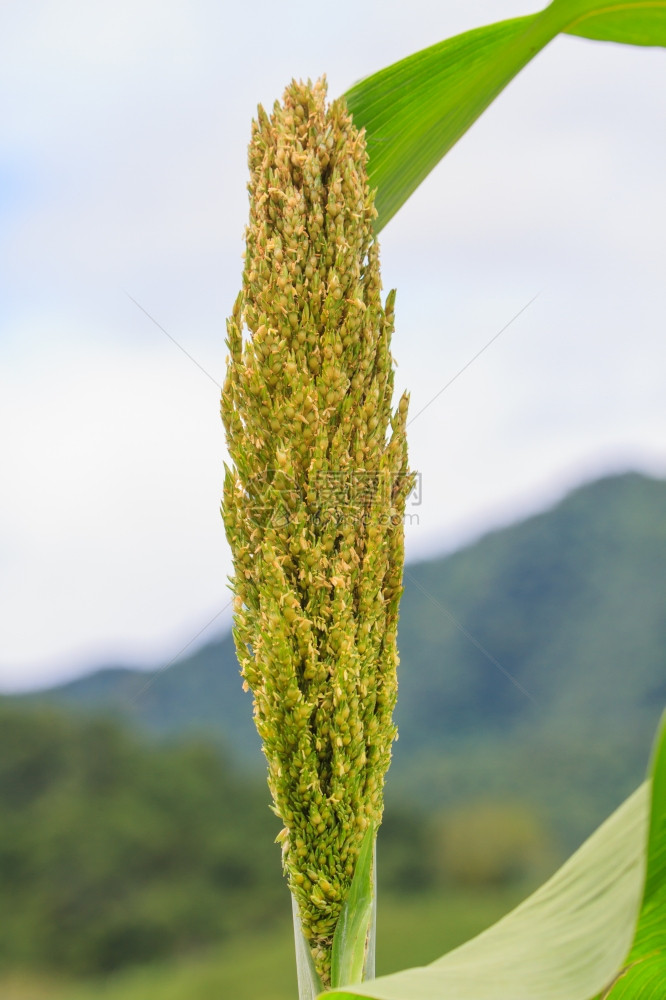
[324,786,648,999]
[345,13,553,232]
[559,0,666,46]
[331,824,376,989]
[598,712,666,997]
[322,715,666,1000]
[345,0,666,231]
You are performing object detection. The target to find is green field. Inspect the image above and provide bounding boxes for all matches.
[1,887,524,1000]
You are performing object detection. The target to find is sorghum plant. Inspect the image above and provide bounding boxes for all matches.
[221,6,666,998]
[221,77,411,985]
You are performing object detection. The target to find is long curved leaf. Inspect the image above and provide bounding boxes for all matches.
[321,714,666,1000]
[598,713,666,998]
[345,0,666,231]
[344,13,550,232]
[558,0,666,46]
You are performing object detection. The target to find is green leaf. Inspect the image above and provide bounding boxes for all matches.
[345,0,666,231]
[331,824,376,989]
[321,714,666,1000]
[345,13,550,232]
[596,713,666,998]
[558,0,666,47]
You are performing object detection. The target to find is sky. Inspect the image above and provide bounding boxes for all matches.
[1,1,665,692]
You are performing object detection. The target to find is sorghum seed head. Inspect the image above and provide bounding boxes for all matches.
[222,76,412,986]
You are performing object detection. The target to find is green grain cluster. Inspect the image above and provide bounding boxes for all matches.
[221,77,411,984]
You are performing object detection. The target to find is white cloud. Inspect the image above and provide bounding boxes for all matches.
[0,315,231,687]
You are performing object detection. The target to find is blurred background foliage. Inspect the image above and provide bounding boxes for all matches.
[1,472,664,999]
[0,705,285,975]
[0,701,534,1000]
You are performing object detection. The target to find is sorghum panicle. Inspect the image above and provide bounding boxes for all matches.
[221,77,411,985]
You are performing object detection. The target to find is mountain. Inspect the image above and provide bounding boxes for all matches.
[19,471,666,848]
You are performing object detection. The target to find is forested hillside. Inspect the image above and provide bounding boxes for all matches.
[0,704,284,975]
